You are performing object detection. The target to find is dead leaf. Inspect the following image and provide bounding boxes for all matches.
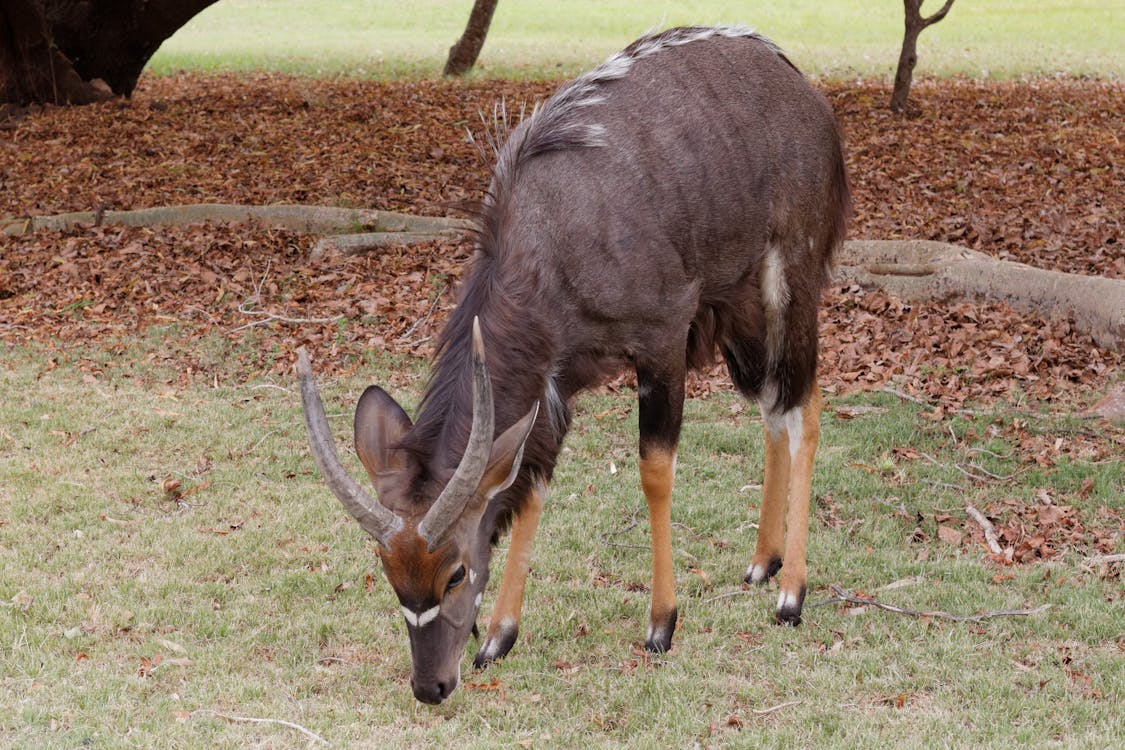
[938,525,963,546]
[156,638,186,654]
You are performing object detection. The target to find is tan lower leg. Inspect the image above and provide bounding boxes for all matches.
[747,425,791,583]
[776,387,822,623]
[484,485,544,642]
[639,450,677,650]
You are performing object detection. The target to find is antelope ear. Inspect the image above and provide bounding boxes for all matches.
[478,402,539,501]
[354,386,414,485]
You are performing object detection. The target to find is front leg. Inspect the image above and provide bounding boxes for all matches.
[637,365,684,653]
[474,480,546,667]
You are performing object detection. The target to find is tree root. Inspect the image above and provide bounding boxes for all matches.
[839,240,1125,353]
[1,203,472,238]
[309,230,464,260]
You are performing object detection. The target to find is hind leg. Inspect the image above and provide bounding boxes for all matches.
[745,414,789,585]
[722,339,787,586]
[723,334,821,625]
[766,386,821,625]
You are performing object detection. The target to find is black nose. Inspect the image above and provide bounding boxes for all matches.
[411,677,454,705]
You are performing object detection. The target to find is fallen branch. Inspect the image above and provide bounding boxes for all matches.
[817,584,1051,624]
[191,709,327,745]
[965,504,1004,555]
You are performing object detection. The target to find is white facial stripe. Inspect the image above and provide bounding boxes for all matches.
[416,605,440,627]
[474,592,483,608]
[469,568,477,585]
[402,605,440,628]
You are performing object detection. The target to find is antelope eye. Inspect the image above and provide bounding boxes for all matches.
[447,565,467,590]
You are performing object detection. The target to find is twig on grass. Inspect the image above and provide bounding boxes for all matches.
[879,386,1097,421]
[701,589,753,604]
[601,510,647,550]
[316,656,359,666]
[963,460,1031,482]
[876,575,925,592]
[925,478,966,493]
[230,259,339,333]
[965,504,1004,555]
[917,450,1027,484]
[752,700,803,716]
[816,584,1050,623]
[231,306,340,334]
[1081,553,1125,567]
[966,446,1012,460]
[249,383,294,394]
[191,709,327,745]
[241,428,281,457]
[880,386,933,407]
[397,285,447,345]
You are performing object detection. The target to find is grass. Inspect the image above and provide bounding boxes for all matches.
[1,342,1120,748]
[148,0,1125,81]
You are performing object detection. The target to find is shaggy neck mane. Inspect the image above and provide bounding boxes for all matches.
[400,228,552,473]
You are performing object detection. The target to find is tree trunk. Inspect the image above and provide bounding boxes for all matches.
[0,0,112,105]
[1,0,219,105]
[444,0,499,76]
[890,0,956,113]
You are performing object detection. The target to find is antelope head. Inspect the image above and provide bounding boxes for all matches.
[296,319,537,704]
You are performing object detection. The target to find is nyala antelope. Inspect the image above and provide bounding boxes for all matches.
[298,26,849,704]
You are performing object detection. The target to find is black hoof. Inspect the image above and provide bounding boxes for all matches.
[473,622,518,668]
[774,586,806,626]
[745,555,783,585]
[644,608,678,653]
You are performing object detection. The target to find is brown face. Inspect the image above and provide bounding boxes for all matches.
[378,524,491,705]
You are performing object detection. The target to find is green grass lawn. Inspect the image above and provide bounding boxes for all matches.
[149,0,1125,80]
[1,343,1120,747]
[5,6,1123,744]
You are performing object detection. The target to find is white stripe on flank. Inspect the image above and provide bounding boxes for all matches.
[402,605,440,628]
[760,244,791,315]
